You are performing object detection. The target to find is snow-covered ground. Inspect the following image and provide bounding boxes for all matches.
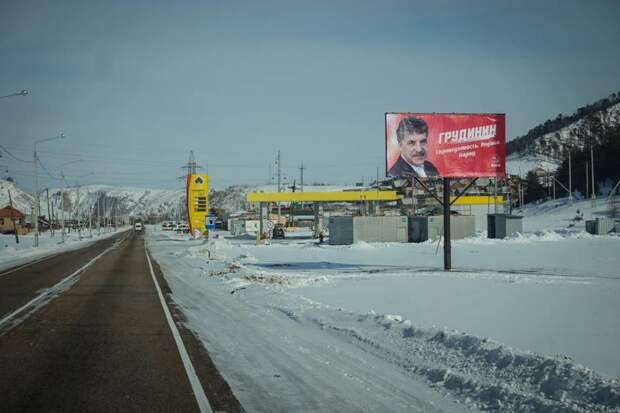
[0,227,130,272]
[146,197,620,412]
[506,153,560,177]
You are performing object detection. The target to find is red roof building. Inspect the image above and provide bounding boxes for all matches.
[0,206,25,219]
[0,206,27,234]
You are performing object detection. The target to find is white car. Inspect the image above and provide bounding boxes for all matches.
[134,223,143,231]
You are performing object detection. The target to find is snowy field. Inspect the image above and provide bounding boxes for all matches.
[0,227,130,272]
[147,197,620,412]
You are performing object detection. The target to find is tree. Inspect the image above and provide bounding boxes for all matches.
[524,171,546,204]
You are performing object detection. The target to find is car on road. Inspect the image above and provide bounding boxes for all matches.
[134,223,143,231]
[161,222,174,231]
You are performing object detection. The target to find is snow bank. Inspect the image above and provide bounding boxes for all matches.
[0,228,129,272]
[459,229,599,245]
[296,307,620,412]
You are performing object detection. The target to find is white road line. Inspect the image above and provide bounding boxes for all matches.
[0,243,117,330]
[145,247,213,413]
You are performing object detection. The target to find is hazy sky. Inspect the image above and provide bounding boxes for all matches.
[1,0,619,191]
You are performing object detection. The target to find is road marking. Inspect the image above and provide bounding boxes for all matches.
[145,247,213,413]
[0,242,118,331]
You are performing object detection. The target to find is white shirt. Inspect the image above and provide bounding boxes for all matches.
[401,155,427,177]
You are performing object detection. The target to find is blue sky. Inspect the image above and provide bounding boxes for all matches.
[1,0,619,191]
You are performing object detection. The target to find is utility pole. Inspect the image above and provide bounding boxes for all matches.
[8,189,19,244]
[58,158,81,243]
[586,162,589,200]
[60,174,66,243]
[32,133,65,247]
[277,150,281,220]
[299,162,305,210]
[51,191,56,238]
[96,194,99,235]
[568,149,573,206]
[277,150,282,192]
[77,184,81,240]
[88,201,93,237]
[46,188,53,238]
[33,148,39,246]
[591,145,596,206]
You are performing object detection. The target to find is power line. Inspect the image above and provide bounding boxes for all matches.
[0,144,30,163]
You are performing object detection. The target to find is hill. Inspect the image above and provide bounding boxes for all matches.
[506,92,620,176]
[0,178,33,214]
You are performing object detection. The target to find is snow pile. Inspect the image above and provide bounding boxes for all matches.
[350,240,377,250]
[0,228,128,272]
[293,306,620,412]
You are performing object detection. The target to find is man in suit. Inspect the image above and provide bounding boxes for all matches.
[388,117,439,178]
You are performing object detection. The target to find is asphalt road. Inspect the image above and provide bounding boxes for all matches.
[0,230,242,413]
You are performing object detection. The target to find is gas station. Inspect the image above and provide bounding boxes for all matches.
[246,190,399,238]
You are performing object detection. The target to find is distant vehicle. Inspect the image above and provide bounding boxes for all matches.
[161,222,174,230]
[134,223,143,231]
[174,223,190,233]
[272,224,285,239]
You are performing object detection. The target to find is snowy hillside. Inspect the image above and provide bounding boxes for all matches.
[507,99,620,176]
[1,178,360,220]
[51,184,184,220]
[0,179,33,214]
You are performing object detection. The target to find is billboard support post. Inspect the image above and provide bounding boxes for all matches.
[443,178,451,271]
[258,202,264,243]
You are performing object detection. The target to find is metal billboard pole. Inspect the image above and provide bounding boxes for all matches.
[443,178,451,271]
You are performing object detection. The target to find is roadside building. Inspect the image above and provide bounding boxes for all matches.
[0,206,28,234]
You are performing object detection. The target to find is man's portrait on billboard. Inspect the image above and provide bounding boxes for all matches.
[387,117,439,178]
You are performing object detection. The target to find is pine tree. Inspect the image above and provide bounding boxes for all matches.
[524,171,546,204]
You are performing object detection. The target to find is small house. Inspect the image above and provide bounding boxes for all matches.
[0,206,28,234]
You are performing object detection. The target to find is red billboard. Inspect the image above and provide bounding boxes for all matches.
[385,113,506,178]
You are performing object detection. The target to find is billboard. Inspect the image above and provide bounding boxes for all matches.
[186,173,209,234]
[385,113,505,178]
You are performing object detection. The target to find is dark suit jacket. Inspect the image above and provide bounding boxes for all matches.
[387,157,439,177]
